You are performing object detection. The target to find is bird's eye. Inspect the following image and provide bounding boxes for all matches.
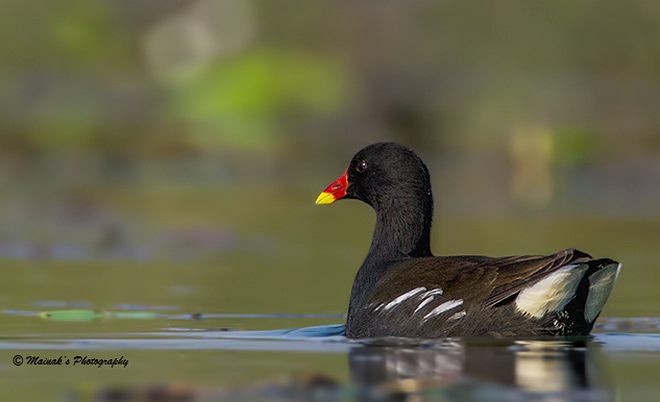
[356,160,368,173]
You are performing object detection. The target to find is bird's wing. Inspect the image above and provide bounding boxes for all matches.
[484,248,592,307]
[366,248,592,318]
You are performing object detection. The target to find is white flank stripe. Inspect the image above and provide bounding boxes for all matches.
[383,287,427,311]
[414,296,435,313]
[584,263,621,322]
[423,288,443,297]
[448,311,467,321]
[423,299,464,320]
[412,288,444,314]
[515,265,588,318]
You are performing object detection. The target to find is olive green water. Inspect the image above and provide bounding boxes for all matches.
[1,186,659,401]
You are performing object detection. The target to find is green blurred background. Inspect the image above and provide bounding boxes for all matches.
[1,0,659,320]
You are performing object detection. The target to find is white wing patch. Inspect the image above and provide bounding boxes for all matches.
[584,263,621,322]
[515,264,588,318]
[423,299,463,320]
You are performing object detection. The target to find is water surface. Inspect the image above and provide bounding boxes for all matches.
[1,193,658,401]
[1,312,659,402]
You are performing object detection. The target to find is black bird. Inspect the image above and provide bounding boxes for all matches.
[316,142,620,338]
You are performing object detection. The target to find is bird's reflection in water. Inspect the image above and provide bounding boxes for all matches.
[349,338,611,401]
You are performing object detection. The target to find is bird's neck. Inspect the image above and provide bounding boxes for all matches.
[368,196,433,261]
[347,195,433,325]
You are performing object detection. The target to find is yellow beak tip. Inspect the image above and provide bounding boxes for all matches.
[315,191,336,205]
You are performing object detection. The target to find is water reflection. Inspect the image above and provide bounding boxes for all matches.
[349,339,611,401]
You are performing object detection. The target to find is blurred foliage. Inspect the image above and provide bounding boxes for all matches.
[170,50,349,151]
[0,0,658,160]
[0,0,658,257]
[553,129,598,166]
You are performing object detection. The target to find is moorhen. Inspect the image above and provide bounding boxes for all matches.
[316,142,620,338]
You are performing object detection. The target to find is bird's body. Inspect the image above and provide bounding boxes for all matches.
[346,249,619,338]
[316,142,620,338]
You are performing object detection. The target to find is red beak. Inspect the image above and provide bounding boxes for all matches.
[315,171,348,205]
